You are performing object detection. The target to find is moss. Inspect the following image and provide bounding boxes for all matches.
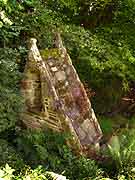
[40,48,61,60]
[99,115,130,135]
[99,116,113,135]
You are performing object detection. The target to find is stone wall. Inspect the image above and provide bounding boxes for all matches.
[21,35,102,153]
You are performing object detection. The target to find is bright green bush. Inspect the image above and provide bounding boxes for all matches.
[0,164,67,180]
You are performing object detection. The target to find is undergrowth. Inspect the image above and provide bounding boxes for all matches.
[0,129,104,180]
[0,0,135,180]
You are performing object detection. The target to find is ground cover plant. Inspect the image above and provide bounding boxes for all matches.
[0,0,135,179]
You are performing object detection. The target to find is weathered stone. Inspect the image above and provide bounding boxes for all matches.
[77,127,86,140]
[21,34,102,155]
[51,67,58,72]
[65,81,69,86]
[55,71,66,82]
[48,62,53,66]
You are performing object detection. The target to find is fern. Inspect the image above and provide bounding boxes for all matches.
[107,130,135,179]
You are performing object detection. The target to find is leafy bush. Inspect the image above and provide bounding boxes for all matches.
[0,48,22,133]
[0,139,24,169]
[0,164,67,180]
[65,156,103,180]
[1,0,135,114]
[46,0,116,27]
[14,129,104,180]
[0,0,135,179]
[61,23,135,114]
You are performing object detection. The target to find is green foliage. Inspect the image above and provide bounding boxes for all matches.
[99,116,113,135]
[46,0,115,27]
[0,0,135,179]
[14,129,103,180]
[1,0,135,114]
[65,156,103,180]
[61,23,135,113]
[106,130,135,179]
[0,164,68,180]
[15,129,67,168]
[0,164,15,180]
[0,139,24,169]
[0,48,22,133]
[128,117,135,128]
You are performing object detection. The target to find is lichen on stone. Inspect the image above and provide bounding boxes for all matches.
[21,38,102,155]
[40,48,61,60]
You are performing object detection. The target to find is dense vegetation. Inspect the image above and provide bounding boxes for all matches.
[0,0,135,179]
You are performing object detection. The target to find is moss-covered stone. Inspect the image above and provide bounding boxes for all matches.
[21,37,102,156]
[40,48,61,60]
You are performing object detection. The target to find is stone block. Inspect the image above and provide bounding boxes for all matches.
[21,36,102,155]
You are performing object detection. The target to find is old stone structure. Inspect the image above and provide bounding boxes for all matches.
[21,34,102,153]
